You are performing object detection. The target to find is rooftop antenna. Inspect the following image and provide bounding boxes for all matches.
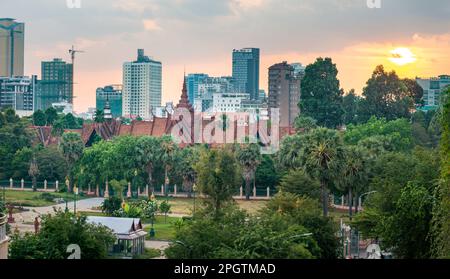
[68,45,85,107]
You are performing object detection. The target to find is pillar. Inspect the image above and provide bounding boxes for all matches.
[21,179,24,189]
[161,184,164,196]
[104,180,109,198]
[9,178,13,189]
[55,180,59,192]
[127,182,132,198]
[253,186,257,198]
[267,187,270,198]
[174,184,177,196]
[240,186,243,198]
[96,185,99,197]
[44,180,47,190]
[145,185,149,197]
[341,195,345,207]
[88,184,91,194]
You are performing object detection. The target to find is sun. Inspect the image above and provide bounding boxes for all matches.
[389,47,417,66]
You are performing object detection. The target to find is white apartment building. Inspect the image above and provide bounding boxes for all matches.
[123,49,162,119]
[212,92,250,113]
[0,76,36,114]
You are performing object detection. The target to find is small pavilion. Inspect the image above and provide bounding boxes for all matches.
[87,216,147,257]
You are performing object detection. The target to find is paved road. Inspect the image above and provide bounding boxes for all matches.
[10,198,105,233]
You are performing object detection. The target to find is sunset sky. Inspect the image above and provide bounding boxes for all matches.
[2,0,450,112]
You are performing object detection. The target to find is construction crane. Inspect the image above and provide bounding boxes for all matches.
[68,45,84,105]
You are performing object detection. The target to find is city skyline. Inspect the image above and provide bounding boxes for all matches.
[1,0,450,112]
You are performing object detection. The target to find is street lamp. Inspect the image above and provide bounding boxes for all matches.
[65,177,70,213]
[73,185,79,215]
[358,191,377,210]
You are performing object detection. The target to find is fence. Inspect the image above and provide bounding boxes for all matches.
[1,179,277,200]
[0,179,59,192]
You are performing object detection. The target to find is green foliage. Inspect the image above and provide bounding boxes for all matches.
[359,65,414,122]
[431,88,450,258]
[32,110,46,126]
[344,117,413,152]
[9,211,116,259]
[194,148,241,217]
[101,196,122,216]
[236,143,262,200]
[160,200,172,223]
[44,107,58,125]
[278,169,320,200]
[299,57,344,128]
[342,89,364,125]
[94,109,105,123]
[294,116,318,133]
[255,155,280,190]
[382,183,433,258]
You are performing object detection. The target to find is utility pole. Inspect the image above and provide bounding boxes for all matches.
[68,45,84,105]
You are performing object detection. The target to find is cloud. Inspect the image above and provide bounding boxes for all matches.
[143,19,162,31]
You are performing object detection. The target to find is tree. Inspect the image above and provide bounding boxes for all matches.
[32,110,46,126]
[101,196,122,216]
[341,146,369,219]
[255,155,280,190]
[299,57,344,128]
[431,88,450,258]
[236,143,262,200]
[360,65,414,122]
[34,146,67,182]
[135,136,162,194]
[298,128,345,217]
[176,146,201,198]
[342,89,363,125]
[402,78,424,106]
[278,169,320,200]
[9,211,116,259]
[161,136,178,193]
[344,117,413,152]
[94,109,104,123]
[60,132,84,192]
[28,157,39,192]
[194,148,241,218]
[159,200,172,223]
[294,116,318,133]
[383,183,433,258]
[44,107,58,125]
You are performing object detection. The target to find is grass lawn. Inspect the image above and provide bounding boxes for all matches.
[144,215,181,241]
[3,190,87,207]
[151,196,267,215]
[133,248,161,259]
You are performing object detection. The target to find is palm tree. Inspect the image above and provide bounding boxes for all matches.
[135,137,162,194]
[342,146,369,220]
[60,132,85,192]
[161,136,177,194]
[177,147,199,198]
[300,128,345,217]
[28,157,39,192]
[237,143,262,200]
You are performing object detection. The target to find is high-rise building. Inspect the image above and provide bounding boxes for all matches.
[96,85,123,118]
[291,63,306,78]
[36,58,73,111]
[0,75,36,116]
[212,92,250,113]
[232,48,260,100]
[195,76,234,112]
[186,74,209,105]
[123,49,162,119]
[268,62,301,127]
[0,18,25,77]
[416,75,450,111]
